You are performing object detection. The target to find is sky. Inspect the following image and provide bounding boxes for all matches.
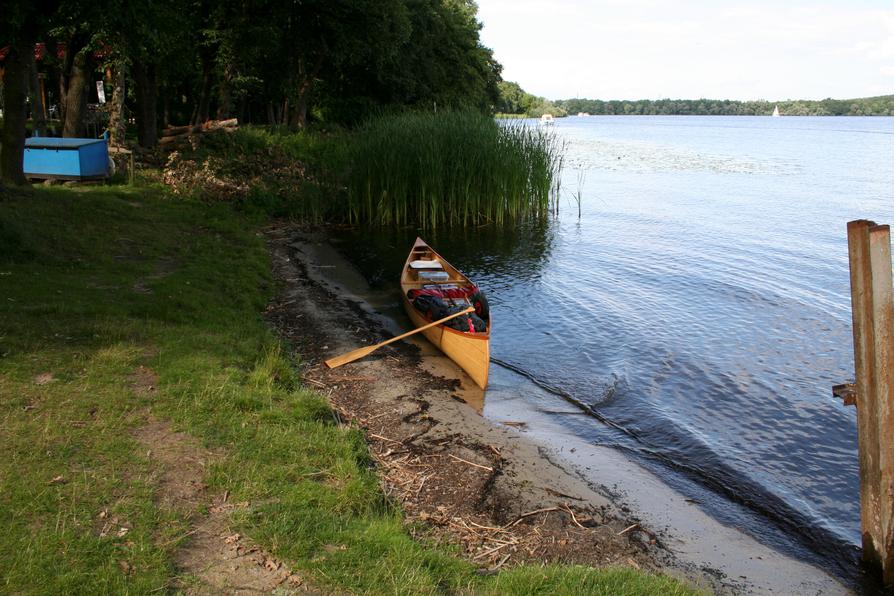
[475,0,894,101]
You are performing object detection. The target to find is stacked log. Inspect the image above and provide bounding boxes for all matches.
[159,118,238,148]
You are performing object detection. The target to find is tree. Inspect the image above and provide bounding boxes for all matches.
[49,0,111,138]
[318,0,501,123]
[391,0,500,111]
[114,0,187,147]
[274,0,413,127]
[1,38,34,185]
[1,0,58,185]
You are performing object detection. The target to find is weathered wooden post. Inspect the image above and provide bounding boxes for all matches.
[840,219,894,584]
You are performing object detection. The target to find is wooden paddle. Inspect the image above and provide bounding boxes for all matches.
[324,307,475,369]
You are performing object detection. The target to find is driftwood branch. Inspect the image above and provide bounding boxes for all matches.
[505,507,561,528]
[447,454,494,472]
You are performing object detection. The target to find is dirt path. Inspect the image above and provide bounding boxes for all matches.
[134,418,314,594]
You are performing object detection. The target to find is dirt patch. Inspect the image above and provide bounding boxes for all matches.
[134,419,216,510]
[128,366,158,396]
[134,418,314,594]
[34,372,55,385]
[173,499,311,595]
[263,224,668,576]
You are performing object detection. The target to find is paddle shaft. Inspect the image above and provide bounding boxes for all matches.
[324,306,475,369]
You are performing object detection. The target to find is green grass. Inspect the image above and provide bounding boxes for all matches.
[0,185,697,594]
[344,110,564,228]
[486,566,697,595]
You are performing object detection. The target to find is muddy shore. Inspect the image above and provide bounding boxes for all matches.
[263,223,851,595]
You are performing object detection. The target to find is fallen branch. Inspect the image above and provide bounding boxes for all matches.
[159,119,240,146]
[472,541,510,560]
[491,553,512,570]
[369,433,403,445]
[448,454,494,472]
[415,475,429,496]
[618,523,639,536]
[561,504,586,529]
[468,520,503,532]
[505,507,561,528]
[207,117,238,129]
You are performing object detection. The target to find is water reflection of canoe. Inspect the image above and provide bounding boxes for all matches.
[401,238,490,389]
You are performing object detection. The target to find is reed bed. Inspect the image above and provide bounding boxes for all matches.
[344,111,563,228]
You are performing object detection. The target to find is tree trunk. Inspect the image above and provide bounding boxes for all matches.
[216,62,234,120]
[62,47,91,138]
[238,97,247,125]
[289,58,320,129]
[296,94,308,128]
[266,101,276,125]
[132,61,158,148]
[162,88,171,128]
[108,61,127,147]
[290,77,312,129]
[0,39,33,185]
[28,51,48,137]
[56,39,70,126]
[194,50,214,125]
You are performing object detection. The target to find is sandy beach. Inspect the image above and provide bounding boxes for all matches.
[264,222,852,595]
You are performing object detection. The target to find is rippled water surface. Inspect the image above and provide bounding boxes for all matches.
[335,115,894,572]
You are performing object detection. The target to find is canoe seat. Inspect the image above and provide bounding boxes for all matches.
[409,259,443,270]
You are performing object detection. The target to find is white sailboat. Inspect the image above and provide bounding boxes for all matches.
[772,105,780,117]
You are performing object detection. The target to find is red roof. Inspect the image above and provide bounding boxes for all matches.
[0,42,111,62]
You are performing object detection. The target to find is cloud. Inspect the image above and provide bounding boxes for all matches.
[477,0,894,99]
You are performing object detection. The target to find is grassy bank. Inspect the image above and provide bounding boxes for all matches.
[162,111,563,228]
[344,111,562,227]
[0,185,695,594]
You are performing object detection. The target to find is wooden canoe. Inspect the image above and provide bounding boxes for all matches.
[401,238,490,389]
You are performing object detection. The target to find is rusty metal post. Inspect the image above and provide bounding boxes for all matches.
[844,219,894,584]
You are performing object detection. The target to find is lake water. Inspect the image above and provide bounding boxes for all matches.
[333,115,894,579]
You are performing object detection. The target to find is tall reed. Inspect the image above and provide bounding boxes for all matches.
[344,110,563,228]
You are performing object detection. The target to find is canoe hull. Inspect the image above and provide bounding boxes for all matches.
[401,238,490,389]
[401,295,490,389]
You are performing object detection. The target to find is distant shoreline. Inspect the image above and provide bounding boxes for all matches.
[496,81,894,118]
[495,112,894,119]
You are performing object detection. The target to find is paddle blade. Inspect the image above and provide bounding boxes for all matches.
[324,345,377,369]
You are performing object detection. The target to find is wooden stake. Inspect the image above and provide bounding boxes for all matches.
[846,220,894,583]
[868,224,894,585]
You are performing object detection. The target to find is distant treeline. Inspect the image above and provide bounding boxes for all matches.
[556,96,894,116]
[496,81,894,117]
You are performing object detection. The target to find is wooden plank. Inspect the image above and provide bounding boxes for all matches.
[847,220,883,564]
[869,224,894,583]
